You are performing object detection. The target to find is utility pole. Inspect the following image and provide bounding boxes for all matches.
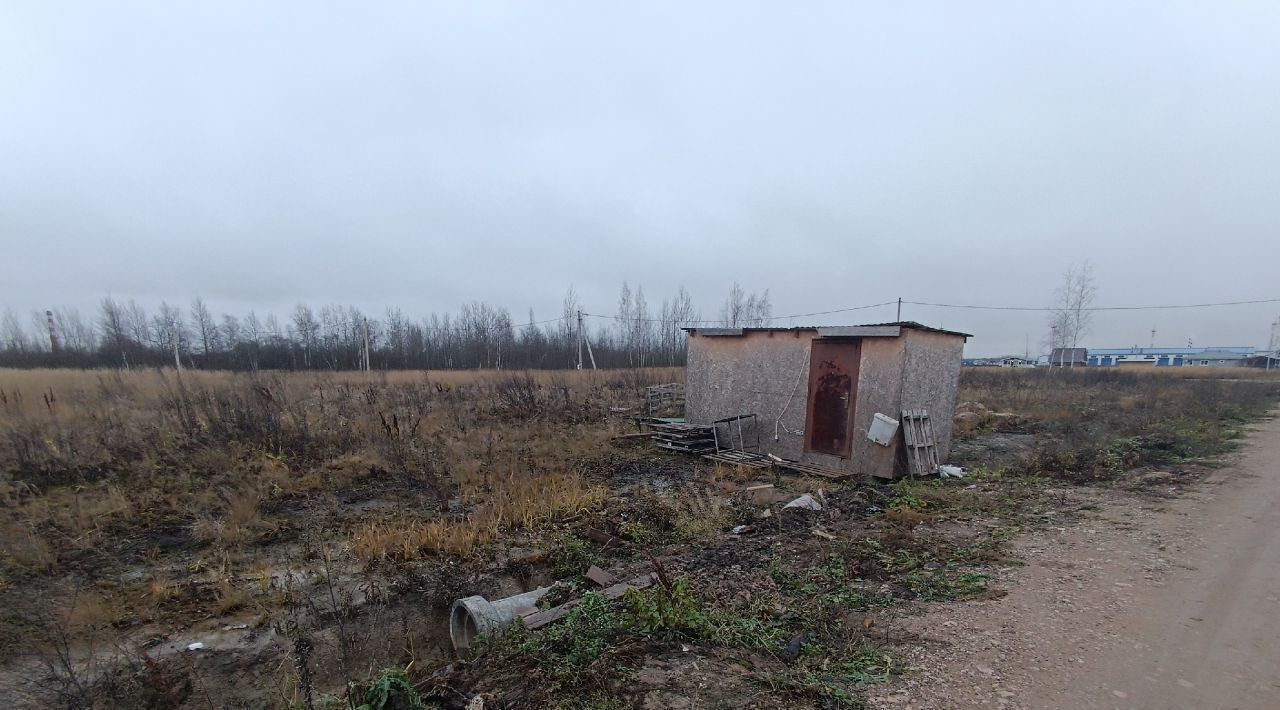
[576,310,584,370]
[1268,318,1280,371]
[896,297,902,322]
[45,310,59,353]
[361,317,371,372]
[584,330,597,370]
[1150,328,1156,349]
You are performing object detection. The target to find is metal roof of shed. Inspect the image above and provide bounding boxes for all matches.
[684,321,971,339]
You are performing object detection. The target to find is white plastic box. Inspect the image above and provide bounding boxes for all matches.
[866,413,899,446]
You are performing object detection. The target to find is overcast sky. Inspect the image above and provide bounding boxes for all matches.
[3,1,1279,356]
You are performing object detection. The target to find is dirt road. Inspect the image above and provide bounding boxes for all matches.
[871,414,1280,710]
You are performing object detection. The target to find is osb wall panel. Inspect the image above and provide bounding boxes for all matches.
[847,336,906,478]
[900,329,965,460]
[685,331,813,461]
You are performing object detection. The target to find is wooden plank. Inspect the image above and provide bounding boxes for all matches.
[703,450,773,469]
[521,574,657,630]
[771,458,855,481]
[585,565,615,587]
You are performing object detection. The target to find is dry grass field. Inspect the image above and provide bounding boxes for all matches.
[0,366,1276,709]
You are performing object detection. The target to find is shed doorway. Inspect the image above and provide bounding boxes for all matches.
[804,339,859,457]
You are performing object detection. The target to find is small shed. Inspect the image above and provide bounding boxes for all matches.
[683,322,969,479]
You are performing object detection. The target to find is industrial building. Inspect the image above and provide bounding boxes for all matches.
[1086,346,1256,368]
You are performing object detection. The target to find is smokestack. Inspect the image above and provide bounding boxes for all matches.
[45,310,59,353]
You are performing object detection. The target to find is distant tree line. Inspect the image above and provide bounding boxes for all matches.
[0,283,773,371]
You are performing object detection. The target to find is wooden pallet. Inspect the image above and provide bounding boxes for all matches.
[649,420,716,454]
[900,408,939,478]
[656,441,715,454]
[770,458,854,481]
[644,383,685,417]
[703,449,773,469]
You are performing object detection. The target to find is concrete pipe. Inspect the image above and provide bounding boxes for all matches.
[449,587,551,651]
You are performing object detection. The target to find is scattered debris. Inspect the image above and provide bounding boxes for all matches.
[520,573,658,630]
[779,633,810,663]
[783,494,822,511]
[585,565,615,587]
[451,587,553,650]
[186,642,204,652]
[583,527,620,547]
[743,483,775,492]
[938,465,967,479]
[811,527,836,541]
[729,525,751,535]
[867,413,900,446]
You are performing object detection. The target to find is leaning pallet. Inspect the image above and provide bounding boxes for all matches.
[900,408,939,478]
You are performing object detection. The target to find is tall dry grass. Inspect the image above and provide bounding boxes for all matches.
[0,367,673,605]
[957,367,1280,480]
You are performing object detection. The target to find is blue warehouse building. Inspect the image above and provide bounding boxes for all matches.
[1086,346,1255,368]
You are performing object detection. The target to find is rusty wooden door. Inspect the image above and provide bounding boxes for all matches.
[804,339,860,457]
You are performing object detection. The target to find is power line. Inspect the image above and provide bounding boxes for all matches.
[583,300,898,326]
[768,301,898,321]
[515,315,569,329]
[582,295,1280,330]
[902,298,1280,312]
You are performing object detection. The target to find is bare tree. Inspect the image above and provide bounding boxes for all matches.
[190,297,219,358]
[1,308,30,352]
[5,284,723,370]
[54,308,95,353]
[152,302,189,365]
[28,311,53,352]
[743,288,772,327]
[720,282,773,327]
[559,286,582,367]
[124,300,151,349]
[1045,309,1073,351]
[616,282,655,367]
[1046,261,1097,349]
[291,304,320,368]
[660,285,698,365]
